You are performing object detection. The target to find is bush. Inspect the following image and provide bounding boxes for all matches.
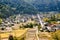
[14,36,18,40]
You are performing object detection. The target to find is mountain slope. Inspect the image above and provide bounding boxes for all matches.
[0,3,12,18]
[0,0,38,18]
[24,0,60,12]
[0,0,60,18]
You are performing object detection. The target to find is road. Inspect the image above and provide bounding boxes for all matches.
[25,28,37,40]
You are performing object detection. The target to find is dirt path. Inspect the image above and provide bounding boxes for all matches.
[25,28,37,40]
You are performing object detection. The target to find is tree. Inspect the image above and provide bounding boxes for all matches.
[23,23,33,28]
[8,35,14,40]
[51,14,57,21]
[0,18,2,24]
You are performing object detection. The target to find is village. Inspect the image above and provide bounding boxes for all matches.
[0,12,60,40]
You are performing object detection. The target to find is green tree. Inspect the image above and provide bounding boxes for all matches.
[51,14,57,21]
[23,23,33,28]
[0,18,2,24]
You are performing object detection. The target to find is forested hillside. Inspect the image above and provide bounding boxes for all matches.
[0,0,60,18]
[0,0,38,18]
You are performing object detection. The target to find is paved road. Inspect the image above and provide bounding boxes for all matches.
[25,28,37,40]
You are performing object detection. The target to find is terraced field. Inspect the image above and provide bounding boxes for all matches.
[0,29,28,40]
[39,32,52,40]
